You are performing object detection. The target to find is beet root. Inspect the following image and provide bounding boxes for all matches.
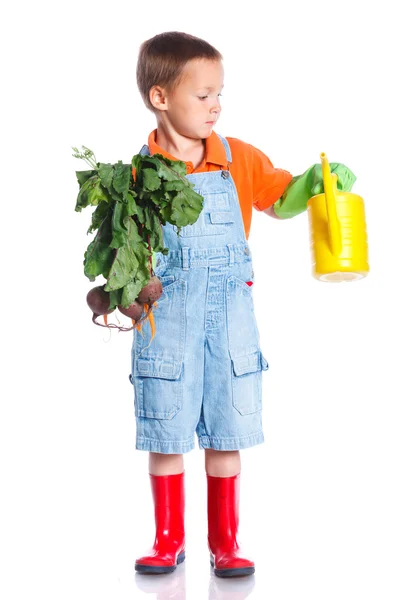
[136,276,163,304]
[87,285,114,317]
[117,300,144,321]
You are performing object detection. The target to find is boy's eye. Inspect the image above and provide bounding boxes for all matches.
[198,94,223,101]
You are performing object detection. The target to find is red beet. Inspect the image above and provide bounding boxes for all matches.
[136,276,163,304]
[86,285,114,317]
[117,300,144,321]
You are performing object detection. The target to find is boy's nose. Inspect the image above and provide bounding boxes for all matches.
[211,99,222,114]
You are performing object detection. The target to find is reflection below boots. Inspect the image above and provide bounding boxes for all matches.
[135,559,186,599]
[208,571,255,599]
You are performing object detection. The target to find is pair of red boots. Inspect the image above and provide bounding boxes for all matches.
[134,470,255,578]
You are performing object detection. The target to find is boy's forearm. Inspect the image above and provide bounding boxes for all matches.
[263,205,284,219]
[263,175,302,220]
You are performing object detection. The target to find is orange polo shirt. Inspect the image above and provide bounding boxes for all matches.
[137,129,293,240]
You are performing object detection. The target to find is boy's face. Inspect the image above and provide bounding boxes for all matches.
[154,58,224,139]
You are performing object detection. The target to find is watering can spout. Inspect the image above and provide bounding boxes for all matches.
[320,153,342,257]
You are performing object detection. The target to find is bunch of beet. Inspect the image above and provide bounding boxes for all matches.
[86,276,163,331]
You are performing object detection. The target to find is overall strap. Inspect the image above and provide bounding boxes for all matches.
[217,133,232,165]
[139,144,150,156]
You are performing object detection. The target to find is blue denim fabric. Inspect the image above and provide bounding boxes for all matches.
[129,135,269,454]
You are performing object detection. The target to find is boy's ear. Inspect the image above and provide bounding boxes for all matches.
[149,85,169,111]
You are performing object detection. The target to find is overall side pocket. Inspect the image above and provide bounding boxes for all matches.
[130,276,187,419]
[132,358,184,419]
[226,275,269,415]
[230,350,269,415]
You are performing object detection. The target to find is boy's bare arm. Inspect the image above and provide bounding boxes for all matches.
[263,205,284,219]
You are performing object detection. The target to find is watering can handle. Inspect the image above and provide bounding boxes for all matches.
[320,152,342,257]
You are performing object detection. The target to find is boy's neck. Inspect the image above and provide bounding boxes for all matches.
[155,126,205,166]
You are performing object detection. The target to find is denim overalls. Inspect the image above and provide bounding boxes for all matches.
[130,134,269,454]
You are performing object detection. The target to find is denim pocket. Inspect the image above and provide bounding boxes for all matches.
[202,190,230,210]
[171,190,233,237]
[226,275,269,415]
[231,350,269,415]
[226,275,260,354]
[131,277,187,419]
[131,357,183,419]
[158,274,176,294]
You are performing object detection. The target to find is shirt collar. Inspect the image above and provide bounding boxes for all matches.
[147,129,228,169]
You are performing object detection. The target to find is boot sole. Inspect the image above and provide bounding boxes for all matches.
[135,551,185,574]
[210,556,255,577]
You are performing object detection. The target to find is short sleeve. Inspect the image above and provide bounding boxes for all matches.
[251,145,293,211]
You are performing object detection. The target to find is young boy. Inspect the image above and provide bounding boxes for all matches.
[131,31,355,578]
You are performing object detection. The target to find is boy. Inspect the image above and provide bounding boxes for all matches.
[131,31,355,578]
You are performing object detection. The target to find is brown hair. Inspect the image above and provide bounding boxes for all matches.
[136,31,223,113]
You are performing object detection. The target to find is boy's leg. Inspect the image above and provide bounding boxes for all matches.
[204,448,240,477]
[149,451,184,475]
[205,449,255,578]
[135,452,186,574]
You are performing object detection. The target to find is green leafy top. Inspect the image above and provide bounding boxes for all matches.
[72,145,204,309]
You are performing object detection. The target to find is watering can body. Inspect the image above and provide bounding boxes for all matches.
[307,154,369,282]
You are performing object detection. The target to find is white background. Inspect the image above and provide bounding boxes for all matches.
[2,1,399,599]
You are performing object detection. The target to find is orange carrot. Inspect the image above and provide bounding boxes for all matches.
[134,303,157,338]
[103,314,108,326]
[149,310,155,343]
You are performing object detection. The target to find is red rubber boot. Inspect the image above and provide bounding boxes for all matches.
[135,471,186,574]
[207,473,255,577]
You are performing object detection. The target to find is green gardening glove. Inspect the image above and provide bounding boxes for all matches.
[309,162,357,195]
[273,162,357,219]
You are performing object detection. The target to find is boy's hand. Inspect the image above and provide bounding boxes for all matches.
[271,162,357,219]
[310,162,357,196]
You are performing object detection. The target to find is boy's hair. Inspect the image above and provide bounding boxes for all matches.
[136,31,223,113]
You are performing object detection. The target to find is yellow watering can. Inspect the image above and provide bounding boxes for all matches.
[307,153,369,282]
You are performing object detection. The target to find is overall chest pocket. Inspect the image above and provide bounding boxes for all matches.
[171,191,233,237]
[130,276,187,420]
